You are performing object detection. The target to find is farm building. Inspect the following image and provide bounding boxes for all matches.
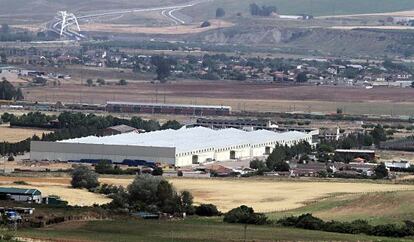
[30,127,312,167]
[335,149,376,161]
[0,187,42,204]
[101,124,138,136]
[106,101,231,116]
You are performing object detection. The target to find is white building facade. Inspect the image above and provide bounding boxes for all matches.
[31,127,313,167]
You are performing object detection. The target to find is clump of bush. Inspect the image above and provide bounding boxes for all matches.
[71,165,100,190]
[98,183,124,195]
[94,161,139,175]
[277,213,414,238]
[223,205,268,225]
[103,174,195,215]
[195,204,221,217]
[13,180,29,185]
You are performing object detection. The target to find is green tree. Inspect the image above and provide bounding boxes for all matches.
[118,79,127,85]
[266,145,286,170]
[97,78,105,85]
[181,190,195,215]
[296,72,308,82]
[250,159,266,170]
[151,167,163,176]
[274,161,290,172]
[151,55,173,82]
[0,78,19,100]
[160,120,182,130]
[371,125,387,145]
[363,134,374,146]
[195,204,220,216]
[223,205,268,225]
[216,8,226,18]
[71,165,100,189]
[86,79,93,87]
[374,163,388,179]
[95,160,112,174]
[127,174,163,209]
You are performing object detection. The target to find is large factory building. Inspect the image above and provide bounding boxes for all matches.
[30,127,312,167]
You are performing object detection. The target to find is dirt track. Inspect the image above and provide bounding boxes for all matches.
[24,81,414,103]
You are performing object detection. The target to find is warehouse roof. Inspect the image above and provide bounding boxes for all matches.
[0,187,41,195]
[59,127,310,153]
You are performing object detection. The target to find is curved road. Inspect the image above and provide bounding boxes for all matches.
[51,0,212,39]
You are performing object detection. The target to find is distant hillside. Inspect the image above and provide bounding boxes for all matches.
[183,0,414,20]
[0,0,187,24]
[191,25,414,57]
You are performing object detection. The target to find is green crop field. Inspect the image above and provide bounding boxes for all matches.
[184,0,414,20]
[269,190,414,225]
[17,217,414,242]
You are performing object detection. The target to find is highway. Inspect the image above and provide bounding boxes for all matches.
[50,0,212,39]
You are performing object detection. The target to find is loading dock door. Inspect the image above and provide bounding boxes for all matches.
[192,155,199,164]
[230,151,236,159]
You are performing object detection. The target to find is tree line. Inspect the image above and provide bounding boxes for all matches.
[249,3,277,16]
[0,78,24,100]
[249,141,312,174]
[278,213,414,238]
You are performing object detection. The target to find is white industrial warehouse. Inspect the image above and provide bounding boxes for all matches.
[30,127,313,167]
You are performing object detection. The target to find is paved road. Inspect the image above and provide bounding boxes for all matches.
[50,0,211,39]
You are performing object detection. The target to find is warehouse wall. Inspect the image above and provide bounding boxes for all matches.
[30,141,176,164]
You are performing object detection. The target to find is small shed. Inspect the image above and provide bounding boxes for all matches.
[102,125,138,136]
[0,187,42,204]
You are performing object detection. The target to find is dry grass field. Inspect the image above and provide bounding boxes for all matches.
[0,175,413,212]
[168,179,414,212]
[81,20,233,35]
[331,26,414,30]
[0,176,110,206]
[23,81,414,115]
[98,177,414,212]
[0,124,52,142]
[269,190,414,225]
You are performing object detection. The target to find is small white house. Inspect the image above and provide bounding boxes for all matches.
[385,161,411,169]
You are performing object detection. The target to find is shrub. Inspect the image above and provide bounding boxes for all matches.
[249,159,266,170]
[7,156,14,161]
[277,214,414,238]
[177,170,183,177]
[71,165,100,189]
[152,167,163,176]
[223,205,268,225]
[13,180,29,185]
[118,79,127,85]
[200,21,211,28]
[195,204,220,217]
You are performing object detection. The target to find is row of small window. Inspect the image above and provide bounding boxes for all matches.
[177,148,215,157]
[176,139,309,157]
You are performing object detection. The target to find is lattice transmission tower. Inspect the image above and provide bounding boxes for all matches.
[56,11,80,37]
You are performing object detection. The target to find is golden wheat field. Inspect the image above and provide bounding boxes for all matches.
[0,124,52,142]
[13,184,111,206]
[100,177,414,212]
[0,176,111,206]
[1,175,413,211]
